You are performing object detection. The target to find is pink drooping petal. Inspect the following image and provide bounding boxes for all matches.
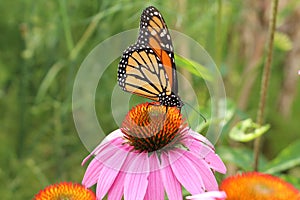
[189,139,226,174]
[82,158,104,187]
[81,141,109,166]
[96,138,131,167]
[203,152,226,174]
[186,191,227,200]
[184,149,219,191]
[187,129,214,149]
[95,146,128,199]
[160,152,182,200]
[82,130,131,190]
[124,152,149,200]
[169,149,205,194]
[82,139,121,187]
[107,149,141,200]
[81,130,123,166]
[144,153,164,200]
[107,171,126,200]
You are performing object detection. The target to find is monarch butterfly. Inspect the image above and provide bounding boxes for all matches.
[118,6,183,109]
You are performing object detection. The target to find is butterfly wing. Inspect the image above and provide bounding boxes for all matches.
[117,6,182,107]
[118,43,171,101]
[138,6,178,93]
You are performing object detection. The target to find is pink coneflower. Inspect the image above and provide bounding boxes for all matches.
[82,103,226,200]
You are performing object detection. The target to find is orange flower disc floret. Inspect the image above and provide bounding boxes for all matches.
[121,102,187,152]
[34,182,96,200]
[220,172,300,200]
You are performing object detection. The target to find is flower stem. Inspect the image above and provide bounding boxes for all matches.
[254,0,279,171]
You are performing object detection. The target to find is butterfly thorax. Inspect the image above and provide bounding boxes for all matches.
[158,91,183,108]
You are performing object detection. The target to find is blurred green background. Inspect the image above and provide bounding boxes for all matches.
[1,0,300,199]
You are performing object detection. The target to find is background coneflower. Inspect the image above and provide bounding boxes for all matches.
[34,182,96,200]
[220,172,300,200]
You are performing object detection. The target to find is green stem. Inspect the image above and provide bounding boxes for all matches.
[216,0,222,68]
[254,0,279,171]
[17,49,28,159]
[17,15,29,158]
[58,0,74,52]
[69,4,124,60]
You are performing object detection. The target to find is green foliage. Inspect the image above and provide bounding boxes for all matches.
[217,146,268,171]
[175,55,213,81]
[263,140,300,174]
[218,140,300,190]
[229,118,270,142]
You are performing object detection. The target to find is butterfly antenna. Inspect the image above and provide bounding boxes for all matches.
[182,105,191,130]
[183,102,207,123]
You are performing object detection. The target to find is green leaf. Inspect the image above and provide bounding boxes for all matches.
[279,174,300,190]
[229,118,270,142]
[263,140,300,174]
[217,146,267,171]
[274,32,293,51]
[175,54,213,81]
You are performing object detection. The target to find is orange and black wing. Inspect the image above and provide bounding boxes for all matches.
[118,43,171,102]
[118,6,182,108]
[138,6,178,93]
